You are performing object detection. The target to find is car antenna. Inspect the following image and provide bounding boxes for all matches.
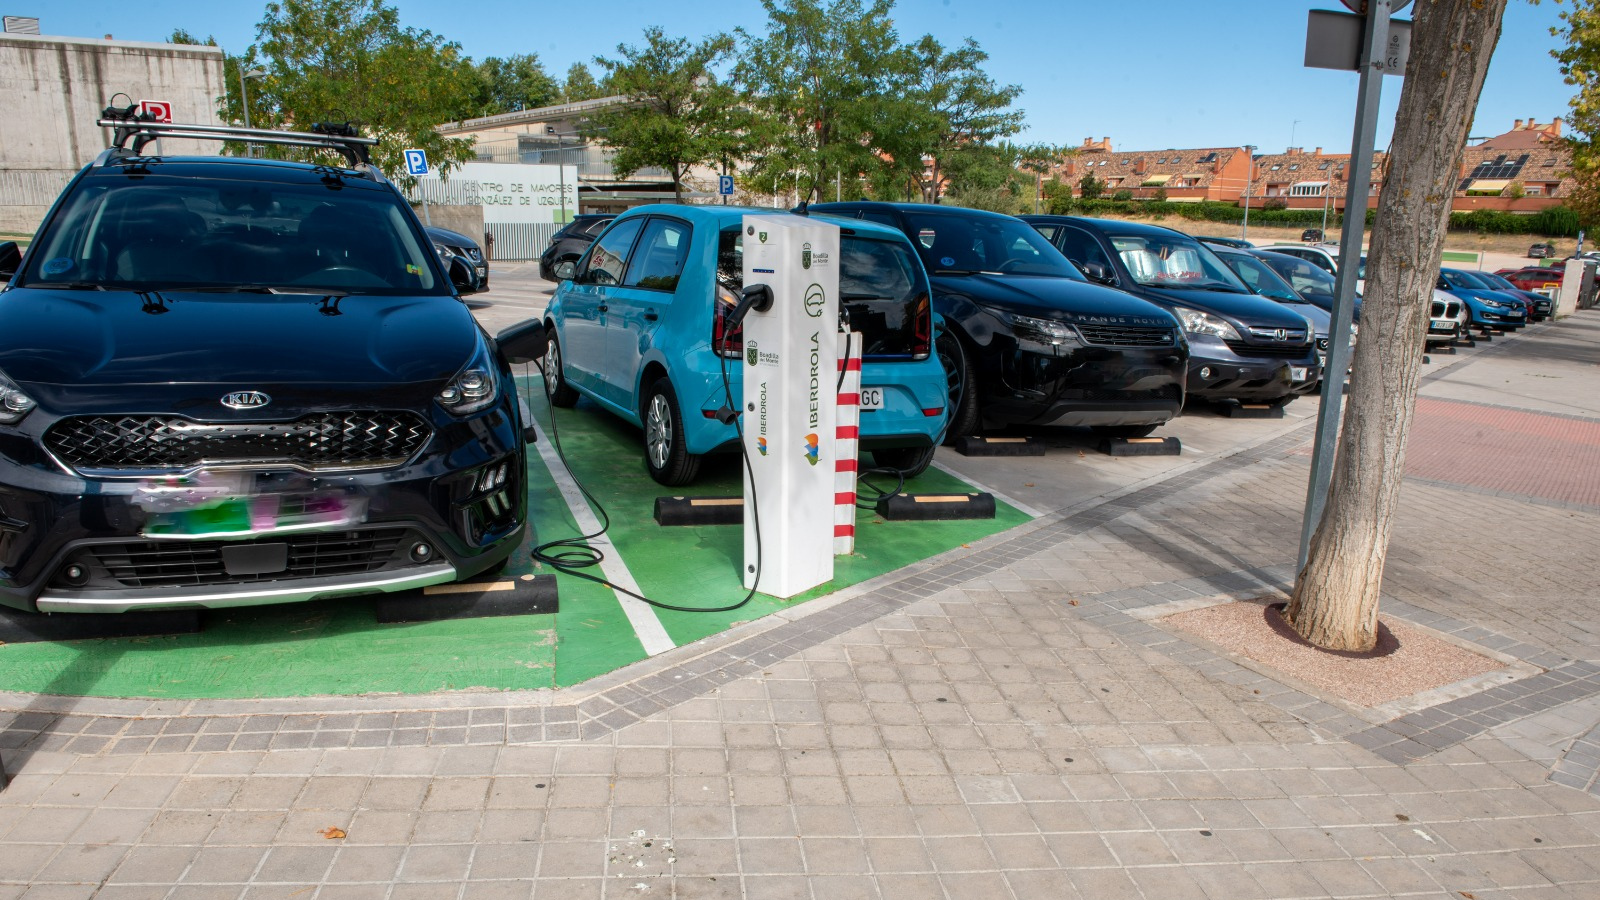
[792,201,809,216]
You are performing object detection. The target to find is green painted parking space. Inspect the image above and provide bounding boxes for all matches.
[0,380,1027,700]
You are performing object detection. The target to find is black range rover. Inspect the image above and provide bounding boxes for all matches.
[1023,216,1321,406]
[810,202,1188,440]
[0,123,540,614]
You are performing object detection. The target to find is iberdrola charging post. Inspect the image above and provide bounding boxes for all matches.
[740,215,840,598]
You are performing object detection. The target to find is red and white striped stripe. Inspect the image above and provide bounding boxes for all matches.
[834,331,862,555]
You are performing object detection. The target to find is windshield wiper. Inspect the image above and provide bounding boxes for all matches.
[932,268,980,275]
[172,285,286,294]
[25,281,106,291]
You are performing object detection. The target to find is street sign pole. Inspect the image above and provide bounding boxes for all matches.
[1297,0,1391,574]
[404,149,432,226]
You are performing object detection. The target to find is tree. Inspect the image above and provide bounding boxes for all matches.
[226,0,479,186]
[904,35,1025,203]
[583,28,743,203]
[1078,172,1104,200]
[563,62,605,102]
[474,54,560,115]
[1287,0,1509,651]
[1552,1,1600,227]
[734,0,913,201]
[939,143,1026,213]
[168,28,216,45]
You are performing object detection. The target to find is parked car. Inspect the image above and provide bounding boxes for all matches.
[539,214,615,282]
[1257,242,1342,276]
[1473,270,1552,320]
[1023,215,1320,407]
[1528,241,1556,259]
[0,119,539,614]
[1252,249,1356,315]
[1495,265,1564,295]
[1196,235,1255,250]
[1209,247,1342,392]
[1438,268,1527,332]
[1300,228,1324,242]
[426,225,489,293]
[810,202,1189,440]
[543,205,949,483]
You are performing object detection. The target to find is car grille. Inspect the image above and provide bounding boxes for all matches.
[76,529,412,589]
[45,412,430,474]
[1245,326,1308,343]
[1224,340,1314,359]
[1075,324,1176,347]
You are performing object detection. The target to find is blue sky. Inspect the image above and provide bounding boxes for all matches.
[42,0,1571,154]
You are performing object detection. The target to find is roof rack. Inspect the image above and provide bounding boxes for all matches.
[97,104,378,169]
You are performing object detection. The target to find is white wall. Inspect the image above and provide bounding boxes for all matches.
[0,33,225,234]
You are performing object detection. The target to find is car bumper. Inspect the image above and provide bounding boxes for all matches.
[1186,336,1319,402]
[0,398,527,614]
[1426,319,1459,344]
[978,340,1186,428]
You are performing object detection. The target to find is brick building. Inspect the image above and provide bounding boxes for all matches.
[1052,138,1254,203]
[1247,147,1387,213]
[1452,118,1574,212]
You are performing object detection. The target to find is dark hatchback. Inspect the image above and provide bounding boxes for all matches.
[0,154,534,614]
[539,214,615,282]
[1023,216,1320,405]
[809,202,1188,439]
[425,225,489,293]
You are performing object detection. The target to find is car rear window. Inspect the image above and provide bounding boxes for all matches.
[718,228,930,359]
[21,173,445,295]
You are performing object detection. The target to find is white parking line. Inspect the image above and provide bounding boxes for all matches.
[524,405,676,657]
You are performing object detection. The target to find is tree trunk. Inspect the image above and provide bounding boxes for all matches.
[672,162,684,204]
[1287,0,1507,651]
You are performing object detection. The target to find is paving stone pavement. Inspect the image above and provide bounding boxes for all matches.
[2,313,1599,898]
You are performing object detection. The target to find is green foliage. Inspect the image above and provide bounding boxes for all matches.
[168,28,217,45]
[226,0,478,186]
[1077,173,1104,200]
[1532,204,1582,236]
[585,27,743,202]
[474,55,560,115]
[562,62,604,102]
[1262,197,1288,211]
[1151,187,1168,202]
[1111,189,1133,201]
[1043,177,1075,214]
[902,35,1025,202]
[1553,0,1600,228]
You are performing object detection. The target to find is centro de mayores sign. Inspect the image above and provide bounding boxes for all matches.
[416,162,578,225]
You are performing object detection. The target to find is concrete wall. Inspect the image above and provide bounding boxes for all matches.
[0,33,225,234]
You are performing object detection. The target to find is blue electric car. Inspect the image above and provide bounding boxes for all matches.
[1438,268,1528,333]
[542,206,949,485]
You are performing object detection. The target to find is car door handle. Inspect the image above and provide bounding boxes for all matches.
[597,304,608,313]
[643,311,658,321]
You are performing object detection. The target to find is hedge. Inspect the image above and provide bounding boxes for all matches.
[1043,196,1582,237]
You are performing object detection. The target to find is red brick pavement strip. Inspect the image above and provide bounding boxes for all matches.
[1292,396,1600,507]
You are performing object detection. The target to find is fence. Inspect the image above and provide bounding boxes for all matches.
[483,222,562,261]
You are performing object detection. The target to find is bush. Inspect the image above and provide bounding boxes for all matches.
[1152,187,1168,202]
[1111,189,1133,201]
[1263,197,1288,211]
[1078,173,1104,201]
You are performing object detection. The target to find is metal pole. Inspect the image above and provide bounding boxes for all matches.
[1241,145,1255,241]
[239,68,253,157]
[558,134,568,223]
[1297,0,1389,573]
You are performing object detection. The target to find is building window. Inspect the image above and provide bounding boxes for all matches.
[1157,157,1167,164]
[1318,162,1330,170]
[1524,184,1544,196]
[1289,164,1299,171]
[1270,164,1282,171]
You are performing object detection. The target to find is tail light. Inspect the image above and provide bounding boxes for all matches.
[911,292,931,359]
[712,282,743,358]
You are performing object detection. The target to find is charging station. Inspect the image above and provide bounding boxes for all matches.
[740,215,840,598]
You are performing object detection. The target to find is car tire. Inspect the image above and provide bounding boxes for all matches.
[542,332,580,408]
[1089,424,1159,440]
[643,377,701,486]
[869,445,937,479]
[936,331,979,445]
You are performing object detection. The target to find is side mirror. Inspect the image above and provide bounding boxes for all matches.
[1081,260,1116,285]
[0,242,20,280]
[497,319,549,364]
[553,259,578,281]
[448,256,480,293]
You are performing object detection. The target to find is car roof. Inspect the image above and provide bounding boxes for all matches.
[817,201,1028,223]
[612,204,910,242]
[1019,215,1190,239]
[86,155,391,191]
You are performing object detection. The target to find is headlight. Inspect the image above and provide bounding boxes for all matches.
[1003,312,1081,349]
[434,243,457,260]
[437,343,500,415]
[0,369,37,425]
[1168,306,1241,340]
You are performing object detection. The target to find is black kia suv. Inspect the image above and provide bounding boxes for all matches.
[0,116,543,614]
[810,202,1188,440]
[1023,216,1320,406]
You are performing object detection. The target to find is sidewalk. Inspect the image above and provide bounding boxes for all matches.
[2,314,1598,899]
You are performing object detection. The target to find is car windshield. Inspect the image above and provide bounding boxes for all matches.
[1219,253,1301,303]
[1440,270,1487,290]
[19,173,445,295]
[1259,253,1337,304]
[1108,234,1246,291]
[901,212,1082,278]
[1479,272,1519,291]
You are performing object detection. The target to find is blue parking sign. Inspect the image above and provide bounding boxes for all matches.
[718,175,735,196]
[404,149,429,176]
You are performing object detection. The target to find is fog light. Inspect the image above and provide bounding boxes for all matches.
[409,542,434,563]
[1199,366,1213,379]
[60,563,89,586]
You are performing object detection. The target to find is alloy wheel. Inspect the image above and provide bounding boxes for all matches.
[646,394,672,470]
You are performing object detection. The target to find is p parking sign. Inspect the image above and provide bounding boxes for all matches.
[404,149,429,176]
[719,175,735,196]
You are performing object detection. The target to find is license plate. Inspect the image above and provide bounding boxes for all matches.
[859,387,884,410]
[1290,366,1310,381]
[1318,354,1326,369]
